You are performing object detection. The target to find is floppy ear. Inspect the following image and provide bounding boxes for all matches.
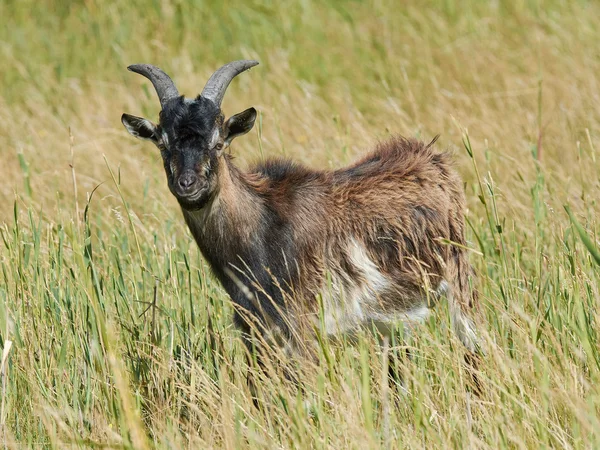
[121,113,160,145]
[223,107,257,147]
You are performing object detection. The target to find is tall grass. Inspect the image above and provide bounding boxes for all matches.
[1,0,599,448]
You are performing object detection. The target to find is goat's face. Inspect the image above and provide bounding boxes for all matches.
[121,61,258,211]
[122,97,256,210]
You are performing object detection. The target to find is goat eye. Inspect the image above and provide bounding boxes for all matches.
[214,142,223,151]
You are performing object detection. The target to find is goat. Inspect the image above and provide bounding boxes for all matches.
[122,60,481,383]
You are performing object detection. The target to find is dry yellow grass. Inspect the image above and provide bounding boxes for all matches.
[0,0,599,448]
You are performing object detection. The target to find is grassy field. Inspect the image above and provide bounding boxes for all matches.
[1,0,599,448]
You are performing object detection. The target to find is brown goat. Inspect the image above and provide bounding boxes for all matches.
[122,60,481,374]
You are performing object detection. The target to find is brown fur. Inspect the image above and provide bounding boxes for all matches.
[123,62,482,392]
[184,136,479,352]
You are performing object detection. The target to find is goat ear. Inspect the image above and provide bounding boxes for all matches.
[121,113,160,145]
[223,107,257,146]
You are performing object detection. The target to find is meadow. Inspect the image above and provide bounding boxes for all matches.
[1,0,599,448]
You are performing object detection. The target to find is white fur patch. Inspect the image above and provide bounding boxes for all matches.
[320,282,364,335]
[450,304,480,353]
[203,161,212,177]
[319,239,441,338]
[436,280,449,297]
[320,239,389,335]
[348,238,388,293]
[208,128,220,149]
[402,305,431,323]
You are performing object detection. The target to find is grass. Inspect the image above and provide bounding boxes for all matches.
[1,0,600,447]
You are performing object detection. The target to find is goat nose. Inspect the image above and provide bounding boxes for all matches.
[178,172,198,190]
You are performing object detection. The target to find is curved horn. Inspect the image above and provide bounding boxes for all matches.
[127,64,179,108]
[201,60,259,107]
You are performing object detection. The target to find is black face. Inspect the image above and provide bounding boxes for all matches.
[157,97,224,210]
[122,95,257,211]
[122,60,259,211]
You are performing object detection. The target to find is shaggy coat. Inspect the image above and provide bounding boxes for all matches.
[121,61,480,361]
[182,136,478,352]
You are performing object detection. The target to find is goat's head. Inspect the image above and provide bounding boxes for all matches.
[122,60,258,210]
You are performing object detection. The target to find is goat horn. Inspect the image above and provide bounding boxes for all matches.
[127,64,180,108]
[201,60,259,107]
